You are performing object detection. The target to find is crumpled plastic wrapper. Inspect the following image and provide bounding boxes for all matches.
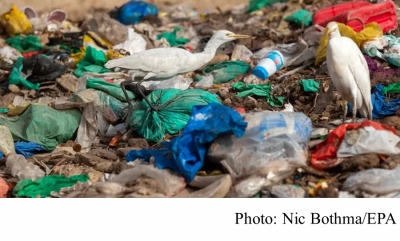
[81,12,128,45]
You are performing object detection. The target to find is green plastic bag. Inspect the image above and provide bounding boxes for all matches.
[86,78,135,102]
[247,0,287,12]
[231,82,285,107]
[299,79,320,93]
[6,35,43,53]
[59,44,81,54]
[157,27,189,47]
[128,88,220,142]
[13,174,90,198]
[0,104,81,151]
[284,9,313,27]
[73,46,110,78]
[383,82,400,94]
[8,57,40,90]
[202,61,250,84]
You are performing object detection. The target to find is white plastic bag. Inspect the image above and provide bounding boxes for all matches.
[343,167,400,195]
[113,28,147,55]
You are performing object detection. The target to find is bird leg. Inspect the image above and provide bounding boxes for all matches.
[352,98,357,123]
[342,100,348,124]
[135,78,158,112]
[120,73,158,112]
[120,74,135,108]
[121,80,134,108]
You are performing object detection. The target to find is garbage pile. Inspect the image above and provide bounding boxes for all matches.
[1,0,400,198]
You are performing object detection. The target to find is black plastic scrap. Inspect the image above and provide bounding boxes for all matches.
[22,54,67,83]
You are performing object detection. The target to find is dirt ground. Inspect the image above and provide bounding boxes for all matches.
[3,0,247,20]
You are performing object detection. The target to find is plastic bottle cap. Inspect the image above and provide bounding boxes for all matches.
[252,66,268,80]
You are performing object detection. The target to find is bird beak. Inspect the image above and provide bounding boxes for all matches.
[228,33,251,39]
[326,28,334,35]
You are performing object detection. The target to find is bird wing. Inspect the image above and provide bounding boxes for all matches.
[344,37,373,116]
[104,48,196,75]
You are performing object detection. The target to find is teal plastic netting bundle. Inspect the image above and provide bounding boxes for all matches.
[128,88,220,143]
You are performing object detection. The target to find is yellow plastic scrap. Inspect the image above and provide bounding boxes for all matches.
[106,49,126,60]
[0,5,32,36]
[158,12,168,18]
[196,170,223,176]
[83,34,103,50]
[196,171,208,176]
[315,22,383,66]
[83,34,113,51]
[7,102,31,117]
[70,47,86,65]
[209,170,222,176]
[198,13,207,19]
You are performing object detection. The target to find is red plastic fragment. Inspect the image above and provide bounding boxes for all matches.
[313,1,398,33]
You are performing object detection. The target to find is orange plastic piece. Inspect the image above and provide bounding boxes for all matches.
[233,107,246,114]
[109,131,123,147]
[0,177,10,198]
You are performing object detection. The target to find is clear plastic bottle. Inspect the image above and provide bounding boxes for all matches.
[6,154,45,180]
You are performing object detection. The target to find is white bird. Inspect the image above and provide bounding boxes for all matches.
[104,30,250,111]
[326,22,373,123]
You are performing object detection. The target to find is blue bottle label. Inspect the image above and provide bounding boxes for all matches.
[266,51,284,70]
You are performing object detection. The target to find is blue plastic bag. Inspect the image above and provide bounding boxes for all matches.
[15,141,45,158]
[0,142,45,158]
[116,0,158,25]
[126,103,248,182]
[348,84,400,119]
